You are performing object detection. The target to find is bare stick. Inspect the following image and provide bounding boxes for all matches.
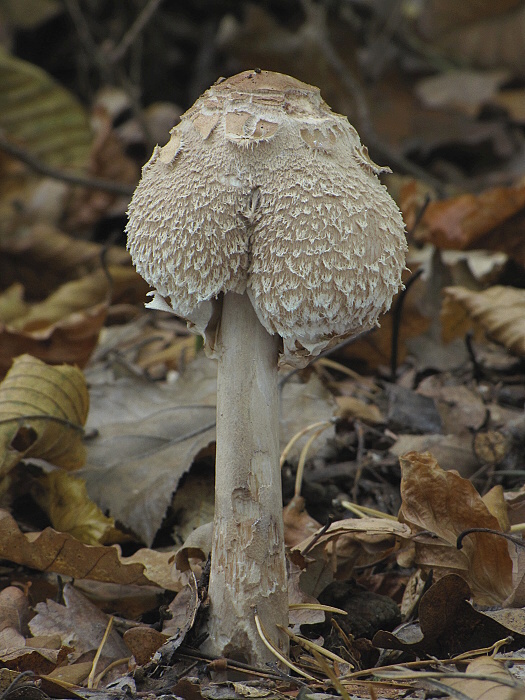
[0,133,135,196]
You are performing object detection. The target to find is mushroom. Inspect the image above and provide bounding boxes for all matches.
[126,70,407,665]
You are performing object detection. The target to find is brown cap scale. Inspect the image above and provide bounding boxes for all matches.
[126,70,407,665]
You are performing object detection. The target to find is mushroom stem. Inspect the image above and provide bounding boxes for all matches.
[205,291,289,665]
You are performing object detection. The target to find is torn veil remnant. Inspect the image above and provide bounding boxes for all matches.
[126,69,407,665]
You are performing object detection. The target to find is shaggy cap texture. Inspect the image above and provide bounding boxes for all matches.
[126,69,407,366]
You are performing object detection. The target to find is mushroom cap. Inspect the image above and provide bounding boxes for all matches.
[126,70,407,367]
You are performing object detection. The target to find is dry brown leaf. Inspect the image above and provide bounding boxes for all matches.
[443,656,525,699]
[0,303,108,379]
[442,285,525,358]
[0,508,178,590]
[494,88,525,122]
[391,433,479,477]
[0,354,89,476]
[0,644,67,675]
[0,285,29,324]
[123,627,167,666]
[0,587,30,635]
[64,103,139,232]
[84,354,339,546]
[374,573,522,658]
[418,182,525,251]
[283,495,322,548]
[0,266,148,378]
[30,583,128,660]
[170,469,215,545]
[398,451,513,605]
[45,661,93,686]
[83,405,216,547]
[8,269,110,332]
[161,573,199,640]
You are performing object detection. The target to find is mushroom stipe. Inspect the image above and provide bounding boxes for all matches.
[126,69,407,667]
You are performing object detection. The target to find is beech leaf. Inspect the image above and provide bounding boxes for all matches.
[0,354,89,475]
[442,285,525,357]
[0,48,91,168]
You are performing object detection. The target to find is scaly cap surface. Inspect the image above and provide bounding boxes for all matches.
[126,70,407,366]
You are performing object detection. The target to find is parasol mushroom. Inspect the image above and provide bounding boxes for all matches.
[126,69,407,665]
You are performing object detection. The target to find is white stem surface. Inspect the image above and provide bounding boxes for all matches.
[204,291,288,665]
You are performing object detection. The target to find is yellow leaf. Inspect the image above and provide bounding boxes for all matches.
[482,484,511,532]
[33,471,128,546]
[0,284,29,324]
[0,354,89,476]
[0,49,91,168]
[9,270,110,331]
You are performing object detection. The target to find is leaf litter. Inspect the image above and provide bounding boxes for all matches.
[3,3,525,699]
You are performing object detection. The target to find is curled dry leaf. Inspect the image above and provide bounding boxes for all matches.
[0,284,28,324]
[290,517,411,576]
[442,285,525,358]
[398,451,513,605]
[0,354,89,476]
[0,642,68,675]
[0,508,178,591]
[0,302,108,379]
[156,573,200,661]
[283,495,322,548]
[6,269,109,331]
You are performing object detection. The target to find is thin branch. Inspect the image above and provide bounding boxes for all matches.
[390,267,424,381]
[300,0,446,195]
[109,0,165,63]
[64,0,153,145]
[0,133,135,197]
[457,527,525,550]
[63,0,112,82]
